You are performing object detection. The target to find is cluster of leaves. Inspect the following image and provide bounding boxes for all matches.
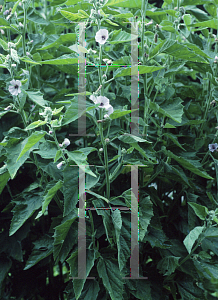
[1,0,218,299]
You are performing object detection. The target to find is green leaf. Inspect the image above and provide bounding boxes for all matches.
[63,166,79,217]
[53,211,78,263]
[150,98,184,123]
[188,202,209,220]
[20,55,41,65]
[37,33,76,50]
[28,12,50,25]
[11,48,19,63]
[110,29,138,44]
[34,140,58,159]
[25,90,48,107]
[54,150,62,163]
[67,150,87,165]
[157,256,180,276]
[12,0,20,14]
[25,120,47,130]
[39,53,81,65]
[6,137,41,180]
[204,227,218,238]
[109,109,137,120]
[0,256,12,287]
[112,209,122,251]
[42,180,63,213]
[114,65,164,78]
[86,190,110,204]
[16,131,46,162]
[97,258,124,300]
[126,280,152,300]
[118,133,151,144]
[10,193,42,236]
[190,19,218,30]
[24,235,53,270]
[183,226,204,254]
[139,196,154,241]
[180,0,211,4]
[183,14,192,26]
[163,133,186,151]
[67,248,96,299]
[105,0,141,8]
[62,98,95,125]
[0,166,10,195]
[60,10,89,22]
[0,38,9,51]
[163,149,213,179]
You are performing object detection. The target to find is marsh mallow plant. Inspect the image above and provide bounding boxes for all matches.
[1,0,218,299]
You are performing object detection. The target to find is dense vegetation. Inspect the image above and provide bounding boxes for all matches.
[1,0,218,299]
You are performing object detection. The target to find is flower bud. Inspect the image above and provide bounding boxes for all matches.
[99,148,103,152]
[105,138,110,143]
[210,100,216,107]
[3,10,9,16]
[62,138,70,147]
[4,105,12,111]
[57,161,64,169]
[49,130,53,134]
[121,148,127,154]
[11,64,16,67]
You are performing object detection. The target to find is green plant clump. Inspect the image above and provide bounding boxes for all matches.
[2,0,218,299]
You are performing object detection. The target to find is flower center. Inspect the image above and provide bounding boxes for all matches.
[101,35,105,40]
[100,102,104,106]
[14,84,18,89]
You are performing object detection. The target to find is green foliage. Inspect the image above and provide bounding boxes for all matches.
[1,0,218,299]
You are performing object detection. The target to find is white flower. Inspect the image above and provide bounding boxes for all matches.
[104,105,113,118]
[62,138,70,147]
[0,29,4,35]
[90,94,97,103]
[8,79,22,96]
[95,29,109,45]
[95,96,110,110]
[19,22,24,28]
[11,64,16,67]
[57,161,64,169]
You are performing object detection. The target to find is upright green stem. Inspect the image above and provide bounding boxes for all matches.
[52,130,68,165]
[141,0,149,136]
[17,97,62,211]
[99,108,110,200]
[22,3,27,70]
